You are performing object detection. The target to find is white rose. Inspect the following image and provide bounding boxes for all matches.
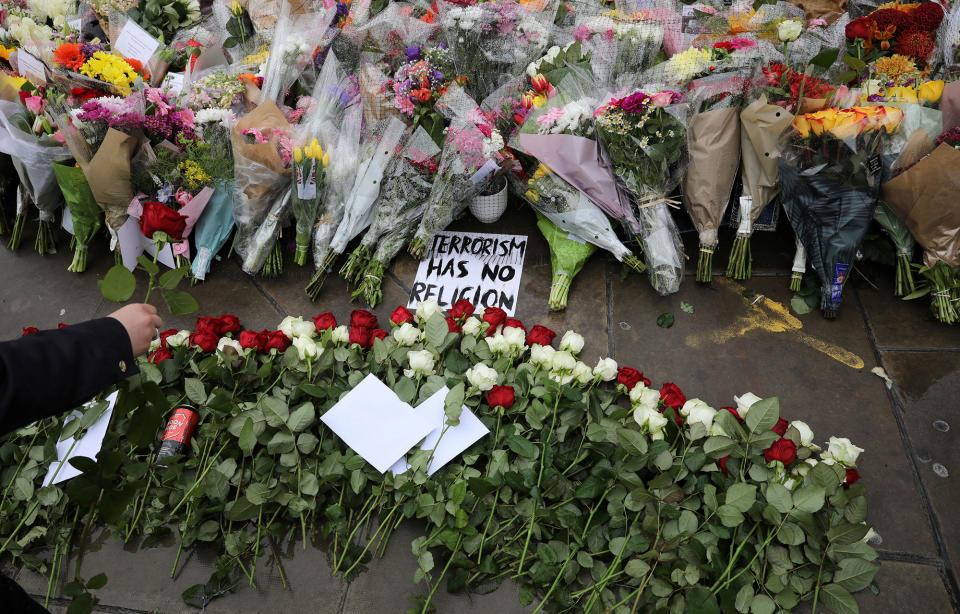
[629,383,648,404]
[149,338,161,352]
[487,333,509,355]
[279,316,315,339]
[292,336,320,361]
[217,337,244,354]
[549,372,574,386]
[680,399,716,429]
[593,358,618,381]
[417,299,441,322]
[559,331,584,353]
[551,350,576,373]
[331,325,349,345]
[502,326,527,352]
[573,362,593,385]
[791,420,815,447]
[824,437,864,466]
[777,19,803,42]
[734,392,762,418]
[166,330,190,348]
[530,344,555,367]
[462,316,482,336]
[634,404,668,439]
[393,323,421,346]
[466,363,498,391]
[407,349,435,375]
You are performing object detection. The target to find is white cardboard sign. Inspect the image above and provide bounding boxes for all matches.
[114,19,161,65]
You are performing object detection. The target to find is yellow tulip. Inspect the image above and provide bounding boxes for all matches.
[231,0,243,16]
[918,80,944,105]
[322,153,330,168]
[885,86,918,104]
[294,147,303,163]
[532,164,550,179]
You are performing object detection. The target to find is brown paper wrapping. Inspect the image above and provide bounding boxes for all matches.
[891,128,935,174]
[940,81,960,134]
[230,100,292,201]
[798,97,827,114]
[683,106,740,245]
[740,95,793,216]
[359,64,402,123]
[86,128,137,231]
[882,143,960,267]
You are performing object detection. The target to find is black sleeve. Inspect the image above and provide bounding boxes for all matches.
[0,318,139,434]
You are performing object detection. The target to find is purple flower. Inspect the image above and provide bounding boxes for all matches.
[336,1,348,16]
[405,45,421,62]
[867,93,885,102]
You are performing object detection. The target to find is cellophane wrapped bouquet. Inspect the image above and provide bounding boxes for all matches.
[257,2,338,104]
[50,40,153,96]
[571,4,666,90]
[779,104,904,318]
[595,88,689,295]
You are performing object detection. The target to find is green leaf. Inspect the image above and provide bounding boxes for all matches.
[239,418,255,453]
[716,504,744,527]
[828,522,870,545]
[246,483,271,505]
[86,573,107,590]
[394,377,416,404]
[836,69,858,83]
[656,312,675,328]
[680,301,694,314]
[703,436,736,457]
[444,383,465,424]
[424,312,448,347]
[286,403,315,433]
[765,484,793,514]
[137,254,159,276]
[100,265,136,302]
[687,587,720,614]
[616,428,648,455]
[725,483,757,513]
[834,558,879,592]
[266,432,295,454]
[776,522,805,546]
[841,54,867,71]
[624,557,650,578]
[157,266,188,290]
[735,585,754,613]
[809,47,840,70]
[162,289,199,315]
[791,295,813,315]
[750,594,776,614]
[793,485,825,513]
[745,397,779,434]
[819,583,859,614]
[184,378,206,405]
[506,435,538,459]
[678,509,698,534]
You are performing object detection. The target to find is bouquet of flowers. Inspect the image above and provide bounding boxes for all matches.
[595,89,688,295]
[124,0,200,44]
[534,212,596,311]
[779,104,904,318]
[341,125,440,306]
[51,41,151,94]
[408,84,510,259]
[883,126,960,323]
[571,6,665,90]
[845,1,945,68]
[52,159,101,272]
[382,43,457,146]
[258,3,337,104]
[184,66,247,112]
[290,137,329,266]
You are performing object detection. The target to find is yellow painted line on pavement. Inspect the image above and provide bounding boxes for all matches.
[685,279,865,370]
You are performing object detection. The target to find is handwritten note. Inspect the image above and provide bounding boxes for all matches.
[16,49,46,85]
[114,19,161,65]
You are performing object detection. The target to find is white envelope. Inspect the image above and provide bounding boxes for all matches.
[43,391,118,487]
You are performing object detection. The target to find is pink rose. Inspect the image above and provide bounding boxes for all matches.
[649,91,674,107]
[25,96,43,114]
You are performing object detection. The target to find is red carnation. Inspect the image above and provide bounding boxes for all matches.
[217,314,242,335]
[485,385,515,410]
[239,330,266,352]
[526,324,556,347]
[350,309,378,330]
[503,318,525,331]
[764,438,798,466]
[449,299,474,320]
[718,455,730,476]
[446,317,462,333]
[721,406,743,423]
[870,8,912,33]
[190,331,219,352]
[772,417,789,436]
[390,306,415,325]
[139,201,187,241]
[659,382,686,410]
[21,327,38,336]
[263,331,291,352]
[148,347,174,363]
[617,367,650,389]
[349,325,373,349]
[481,306,507,336]
[194,316,222,337]
[313,312,337,331]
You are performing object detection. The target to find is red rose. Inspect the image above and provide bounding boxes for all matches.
[349,325,373,349]
[190,331,219,352]
[721,406,743,423]
[764,438,798,466]
[481,306,507,336]
[845,17,872,40]
[350,309,378,330]
[313,312,337,331]
[139,201,187,241]
[718,455,730,477]
[446,317,462,333]
[148,347,174,363]
[58,323,69,329]
[449,299,474,320]
[217,314,242,335]
[195,316,223,337]
[617,367,647,389]
[390,306,415,326]
[772,417,789,436]
[504,318,525,331]
[513,113,525,125]
[525,325,556,346]
[158,328,179,346]
[239,330,265,352]
[371,328,388,342]
[264,331,292,352]
[21,327,38,336]
[485,385,515,409]
[659,382,686,410]
[844,468,861,487]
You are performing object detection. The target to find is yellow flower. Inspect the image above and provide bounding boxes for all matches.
[884,86,917,104]
[322,152,330,168]
[230,0,243,15]
[0,45,13,63]
[793,114,811,138]
[918,80,944,105]
[532,94,546,109]
[871,55,917,83]
[294,147,303,163]
[524,189,539,202]
[0,73,27,91]
[532,163,550,179]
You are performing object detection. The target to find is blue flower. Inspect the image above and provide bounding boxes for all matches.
[157,184,174,203]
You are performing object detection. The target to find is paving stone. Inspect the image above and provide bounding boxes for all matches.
[855,273,960,350]
[610,276,938,557]
[882,351,960,569]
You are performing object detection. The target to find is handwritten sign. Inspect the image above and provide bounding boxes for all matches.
[15,49,46,85]
[408,230,527,316]
[114,19,161,65]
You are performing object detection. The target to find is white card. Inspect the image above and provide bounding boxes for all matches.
[114,19,161,65]
[389,387,489,477]
[16,49,46,85]
[117,215,177,271]
[43,391,118,487]
[68,18,82,30]
[162,71,184,95]
[738,196,753,235]
[469,159,499,185]
[320,374,436,474]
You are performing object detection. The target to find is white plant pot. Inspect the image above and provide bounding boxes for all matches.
[469,177,508,223]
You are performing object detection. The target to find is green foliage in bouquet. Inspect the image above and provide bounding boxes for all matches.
[128,0,202,44]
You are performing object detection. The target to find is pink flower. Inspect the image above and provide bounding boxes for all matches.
[649,91,674,107]
[603,29,614,42]
[573,24,590,42]
[53,130,65,144]
[535,107,564,127]
[146,87,171,116]
[807,18,828,27]
[175,188,193,207]
[24,96,43,114]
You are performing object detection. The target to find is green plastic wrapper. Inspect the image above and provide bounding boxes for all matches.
[536,212,596,311]
[53,161,102,273]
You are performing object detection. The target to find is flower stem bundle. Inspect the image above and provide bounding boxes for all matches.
[291,139,329,267]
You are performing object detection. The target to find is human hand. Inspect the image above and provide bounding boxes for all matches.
[108,304,164,357]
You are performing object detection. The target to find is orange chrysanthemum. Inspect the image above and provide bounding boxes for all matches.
[53,43,86,71]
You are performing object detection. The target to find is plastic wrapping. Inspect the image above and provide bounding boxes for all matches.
[258,3,338,104]
[107,10,172,87]
[53,161,103,272]
[573,2,668,90]
[242,188,290,274]
[191,182,235,280]
[536,211,597,311]
[595,90,688,295]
